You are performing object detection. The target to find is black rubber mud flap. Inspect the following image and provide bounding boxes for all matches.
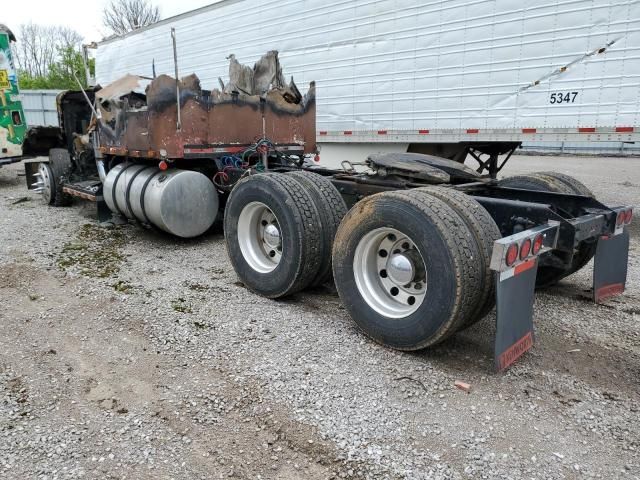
[97,198,112,223]
[494,259,537,372]
[490,223,560,372]
[593,230,629,303]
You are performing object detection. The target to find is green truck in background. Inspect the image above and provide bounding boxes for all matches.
[0,24,26,167]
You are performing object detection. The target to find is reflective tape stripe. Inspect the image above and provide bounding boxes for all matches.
[514,258,536,276]
[499,258,536,281]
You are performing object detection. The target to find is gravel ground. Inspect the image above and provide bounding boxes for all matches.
[0,155,638,479]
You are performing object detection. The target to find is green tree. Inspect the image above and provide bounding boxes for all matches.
[18,46,94,90]
[14,23,93,90]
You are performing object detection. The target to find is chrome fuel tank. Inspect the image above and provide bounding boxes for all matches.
[104,163,218,238]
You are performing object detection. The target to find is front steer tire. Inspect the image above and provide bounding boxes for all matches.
[48,148,73,207]
[224,173,323,298]
[332,190,481,350]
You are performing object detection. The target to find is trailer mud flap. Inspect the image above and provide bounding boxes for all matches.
[490,222,560,372]
[494,260,537,371]
[593,230,629,303]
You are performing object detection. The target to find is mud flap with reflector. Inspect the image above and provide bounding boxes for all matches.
[490,223,560,372]
[593,230,629,303]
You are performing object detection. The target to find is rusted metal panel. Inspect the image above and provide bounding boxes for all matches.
[179,99,212,147]
[208,100,263,146]
[96,51,316,159]
[122,110,150,152]
[263,86,316,153]
[146,100,215,158]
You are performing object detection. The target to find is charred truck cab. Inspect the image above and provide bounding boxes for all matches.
[25,51,632,372]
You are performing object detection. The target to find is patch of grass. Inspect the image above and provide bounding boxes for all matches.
[171,298,192,314]
[57,224,126,278]
[112,280,133,293]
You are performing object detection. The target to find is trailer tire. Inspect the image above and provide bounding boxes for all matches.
[418,186,501,327]
[332,190,480,350]
[224,173,323,298]
[498,172,596,285]
[286,171,347,286]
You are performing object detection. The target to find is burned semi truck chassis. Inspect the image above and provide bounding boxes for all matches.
[22,53,632,371]
[25,143,632,371]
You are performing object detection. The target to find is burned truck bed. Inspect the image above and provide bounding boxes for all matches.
[95,51,316,160]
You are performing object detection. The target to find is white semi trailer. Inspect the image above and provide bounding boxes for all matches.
[95,0,640,166]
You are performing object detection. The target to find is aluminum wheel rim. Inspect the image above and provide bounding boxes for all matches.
[353,227,427,318]
[37,163,53,204]
[237,201,283,273]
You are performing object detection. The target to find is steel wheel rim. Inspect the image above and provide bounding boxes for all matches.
[237,201,283,273]
[353,227,427,318]
[38,163,53,204]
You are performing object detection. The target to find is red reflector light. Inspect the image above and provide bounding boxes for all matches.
[617,211,625,226]
[159,160,168,171]
[519,238,532,260]
[506,243,519,267]
[532,234,544,255]
[624,208,633,224]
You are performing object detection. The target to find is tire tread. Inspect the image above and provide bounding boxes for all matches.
[379,191,481,345]
[418,186,501,328]
[224,173,323,297]
[286,171,347,286]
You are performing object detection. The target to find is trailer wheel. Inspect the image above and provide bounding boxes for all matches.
[224,173,323,298]
[286,171,347,286]
[418,186,501,328]
[332,190,480,350]
[498,172,596,285]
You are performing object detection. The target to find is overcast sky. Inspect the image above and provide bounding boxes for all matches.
[5,0,218,42]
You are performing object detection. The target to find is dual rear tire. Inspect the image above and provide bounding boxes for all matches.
[332,188,499,350]
[226,171,591,351]
[223,171,347,298]
[225,174,500,350]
